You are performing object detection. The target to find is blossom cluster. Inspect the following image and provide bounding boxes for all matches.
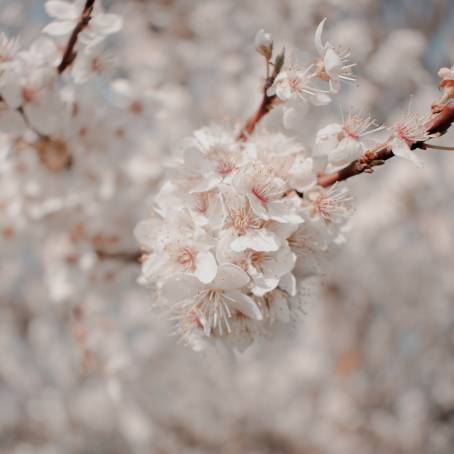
[135,19,449,352]
[135,124,354,351]
[134,21,360,352]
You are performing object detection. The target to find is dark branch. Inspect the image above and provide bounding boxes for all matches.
[57,0,96,74]
[95,248,142,263]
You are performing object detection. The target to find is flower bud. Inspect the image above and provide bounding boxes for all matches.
[438,65,454,102]
[254,28,273,60]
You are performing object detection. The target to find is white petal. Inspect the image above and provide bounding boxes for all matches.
[391,138,422,167]
[324,48,342,76]
[314,18,327,56]
[45,1,80,20]
[279,273,297,296]
[226,291,262,320]
[142,253,167,277]
[275,82,292,101]
[24,102,60,136]
[289,157,316,192]
[194,251,217,284]
[316,123,342,143]
[0,108,27,135]
[330,138,362,164]
[272,293,290,323]
[0,75,23,109]
[282,106,301,130]
[212,263,249,290]
[161,274,201,302]
[267,199,304,224]
[231,229,280,252]
[43,20,76,36]
[265,248,296,279]
[91,13,123,35]
[310,92,331,106]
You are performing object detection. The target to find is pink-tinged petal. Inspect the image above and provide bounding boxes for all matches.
[212,263,249,290]
[161,274,201,302]
[314,18,327,56]
[91,13,123,35]
[194,251,217,284]
[45,1,80,20]
[391,137,422,167]
[43,20,76,36]
[316,123,342,143]
[226,291,262,320]
[0,107,27,135]
[247,193,268,219]
[231,229,280,252]
[271,293,290,323]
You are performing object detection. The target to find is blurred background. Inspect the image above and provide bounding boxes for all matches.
[1,0,454,453]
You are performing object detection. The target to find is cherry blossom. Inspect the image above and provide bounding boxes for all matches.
[390,113,432,167]
[316,112,384,167]
[314,18,356,94]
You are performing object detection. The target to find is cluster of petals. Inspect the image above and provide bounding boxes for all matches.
[135,127,353,351]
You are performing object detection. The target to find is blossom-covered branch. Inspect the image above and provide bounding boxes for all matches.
[317,103,454,187]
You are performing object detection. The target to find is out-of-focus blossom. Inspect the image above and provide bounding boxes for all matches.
[43,0,123,46]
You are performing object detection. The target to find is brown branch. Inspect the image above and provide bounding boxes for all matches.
[57,0,96,74]
[317,103,454,188]
[237,50,284,141]
[95,248,142,263]
[237,83,276,141]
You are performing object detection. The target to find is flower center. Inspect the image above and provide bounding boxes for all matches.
[176,247,196,272]
[251,185,269,204]
[341,126,359,140]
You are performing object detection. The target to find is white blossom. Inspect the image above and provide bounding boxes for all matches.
[314,18,356,93]
[390,113,432,167]
[316,112,384,167]
[43,0,123,46]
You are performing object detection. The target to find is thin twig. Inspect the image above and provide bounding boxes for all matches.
[425,143,454,151]
[237,50,284,141]
[237,78,276,141]
[57,0,96,74]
